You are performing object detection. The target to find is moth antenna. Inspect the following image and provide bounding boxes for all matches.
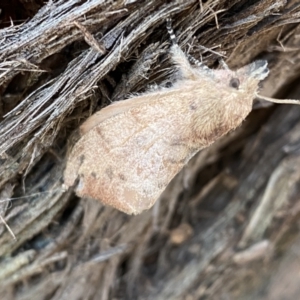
[186,53,209,72]
[166,19,211,74]
[166,18,177,45]
[256,94,300,105]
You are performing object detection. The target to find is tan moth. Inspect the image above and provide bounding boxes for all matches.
[63,21,298,215]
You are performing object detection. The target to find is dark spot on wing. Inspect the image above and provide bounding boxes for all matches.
[105,167,114,180]
[157,181,165,189]
[96,127,105,139]
[169,138,184,146]
[189,103,197,110]
[79,155,85,163]
[118,173,126,181]
[91,172,97,178]
[166,158,185,164]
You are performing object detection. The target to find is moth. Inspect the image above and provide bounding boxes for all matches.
[63,21,298,215]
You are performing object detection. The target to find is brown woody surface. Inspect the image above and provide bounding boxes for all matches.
[1,0,300,299]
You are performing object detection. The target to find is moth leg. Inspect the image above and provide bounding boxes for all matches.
[218,58,231,71]
[166,19,213,79]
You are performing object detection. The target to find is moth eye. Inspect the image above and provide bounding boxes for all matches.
[229,77,240,89]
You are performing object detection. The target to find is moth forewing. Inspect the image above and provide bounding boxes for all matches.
[65,86,207,214]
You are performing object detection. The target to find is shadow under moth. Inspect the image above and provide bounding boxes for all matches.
[64,20,300,215]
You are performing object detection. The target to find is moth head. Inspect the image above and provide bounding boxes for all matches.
[215,60,269,93]
[234,60,269,90]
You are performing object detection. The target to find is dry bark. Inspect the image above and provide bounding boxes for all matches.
[1,0,300,299]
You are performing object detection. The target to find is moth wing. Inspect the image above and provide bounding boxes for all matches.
[64,89,198,214]
[80,93,163,134]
